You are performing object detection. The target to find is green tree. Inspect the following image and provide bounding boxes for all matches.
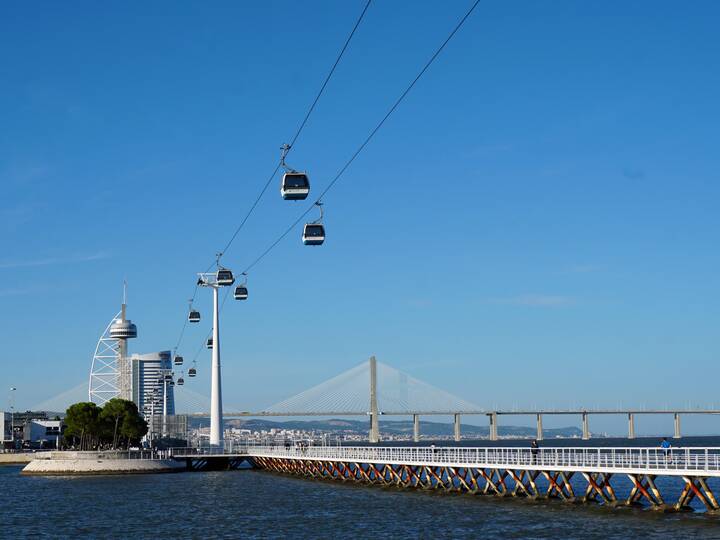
[99,399,147,449]
[121,411,148,447]
[63,402,101,450]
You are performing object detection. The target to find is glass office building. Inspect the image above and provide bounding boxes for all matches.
[131,351,175,418]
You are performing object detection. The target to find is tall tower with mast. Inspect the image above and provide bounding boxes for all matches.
[89,282,138,404]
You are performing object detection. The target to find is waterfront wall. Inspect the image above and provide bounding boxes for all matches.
[0,452,44,465]
[21,451,184,475]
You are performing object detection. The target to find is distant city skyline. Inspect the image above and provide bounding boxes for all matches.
[2,1,719,436]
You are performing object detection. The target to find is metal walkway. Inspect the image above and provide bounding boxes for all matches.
[245,445,720,476]
[170,445,720,513]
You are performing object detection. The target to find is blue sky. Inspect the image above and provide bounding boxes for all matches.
[2,1,719,435]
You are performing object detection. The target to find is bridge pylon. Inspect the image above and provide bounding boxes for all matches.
[369,356,380,443]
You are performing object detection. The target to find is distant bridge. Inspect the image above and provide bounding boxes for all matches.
[185,357,720,441]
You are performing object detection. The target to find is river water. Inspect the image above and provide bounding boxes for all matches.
[3,438,720,539]
[2,467,720,538]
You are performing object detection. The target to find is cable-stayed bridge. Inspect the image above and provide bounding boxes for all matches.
[35,356,720,442]
[165,356,720,514]
[251,358,481,415]
[187,357,720,442]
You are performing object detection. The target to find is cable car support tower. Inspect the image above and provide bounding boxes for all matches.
[197,259,235,447]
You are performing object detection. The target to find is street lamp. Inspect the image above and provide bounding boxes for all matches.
[9,387,16,448]
[161,369,175,439]
[148,387,161,446]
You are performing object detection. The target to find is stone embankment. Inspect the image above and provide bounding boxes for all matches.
[0,452,40,465]
[21,451,184,475]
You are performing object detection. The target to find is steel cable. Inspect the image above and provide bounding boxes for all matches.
[174,1,372,357]
[218,0,373,260]
[241,0,481,274]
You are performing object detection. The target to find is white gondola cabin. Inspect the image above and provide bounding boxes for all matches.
[216,268,235,286]
[303,223,325,245]
[281,172,310,200]
[234,285,248,300]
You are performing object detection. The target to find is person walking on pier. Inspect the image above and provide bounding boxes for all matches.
[660,437,672,463]
[531,440,539,465]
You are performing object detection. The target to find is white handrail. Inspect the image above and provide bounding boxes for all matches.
[168,445,720,474]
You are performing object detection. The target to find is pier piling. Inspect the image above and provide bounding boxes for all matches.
[235,445,720,514]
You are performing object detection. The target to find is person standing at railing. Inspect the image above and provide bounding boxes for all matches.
[531,440,539,465]
[660,438,672,463]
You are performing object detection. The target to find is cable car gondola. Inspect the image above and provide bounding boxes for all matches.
[216,268,235,286]
[207,337,213,349]
[188,309,200,323]
[164,374,172,381]
[169,381,175,387]
[234,273,248,301]
[281,172,310,200]
[303,223,325,245]
[302,201,325,246]
[174,355,184,366]
[234,286,248,300]
[279,143,310,200]
[177,376,184,386]
[188,367,197,377]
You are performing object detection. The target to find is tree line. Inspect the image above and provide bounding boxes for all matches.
[64,399,148,450]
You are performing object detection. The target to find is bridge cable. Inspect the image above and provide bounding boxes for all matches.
[241,0,481,274]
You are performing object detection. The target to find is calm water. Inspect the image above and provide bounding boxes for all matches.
[3,460,720,539]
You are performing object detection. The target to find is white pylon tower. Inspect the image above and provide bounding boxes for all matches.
[197,260,233,447]
[89,282,137,404]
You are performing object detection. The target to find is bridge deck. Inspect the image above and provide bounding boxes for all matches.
[172,445,720,478]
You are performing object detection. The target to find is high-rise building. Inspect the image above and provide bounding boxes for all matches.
[130,351,175,419]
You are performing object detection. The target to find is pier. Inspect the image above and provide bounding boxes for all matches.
[171,445,720,513]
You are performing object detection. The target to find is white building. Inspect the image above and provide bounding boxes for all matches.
[1,412,10,444]
[1,412,62,449]
[23,419,62,447]
[130,351,175,419]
